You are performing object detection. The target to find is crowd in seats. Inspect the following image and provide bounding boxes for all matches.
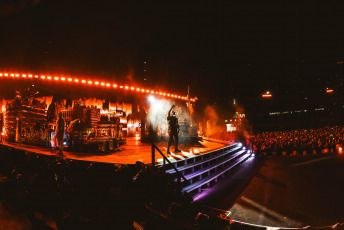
[252,126,344,155]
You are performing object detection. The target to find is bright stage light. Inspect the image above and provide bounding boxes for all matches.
[148,95,155,103]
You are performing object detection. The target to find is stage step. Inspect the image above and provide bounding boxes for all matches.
[183,150,246,183]
[162,143,251,197]
[163,143,241,169]
[181,153,251,194]
[165,145,242,175]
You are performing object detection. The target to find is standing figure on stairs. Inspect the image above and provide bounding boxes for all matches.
[167,105,181,154]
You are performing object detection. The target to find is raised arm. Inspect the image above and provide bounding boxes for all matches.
[168,105,175,117]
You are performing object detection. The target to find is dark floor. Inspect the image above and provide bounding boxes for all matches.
[197,153,344,228]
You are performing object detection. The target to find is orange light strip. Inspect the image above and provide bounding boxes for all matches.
[0,71,197,101]
[326,89,334,93]
[262,94,272,98]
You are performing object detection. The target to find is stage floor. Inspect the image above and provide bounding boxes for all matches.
[0,137,232,165]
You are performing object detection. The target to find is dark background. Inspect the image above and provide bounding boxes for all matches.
[1,0,344,128]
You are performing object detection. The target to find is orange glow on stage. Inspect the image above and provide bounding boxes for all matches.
[326,89,334,93]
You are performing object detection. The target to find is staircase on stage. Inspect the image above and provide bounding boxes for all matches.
[161,142,252,197]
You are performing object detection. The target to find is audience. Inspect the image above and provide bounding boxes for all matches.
[252,126,344,155]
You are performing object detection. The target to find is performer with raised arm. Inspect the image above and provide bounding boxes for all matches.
[167,105,181,154]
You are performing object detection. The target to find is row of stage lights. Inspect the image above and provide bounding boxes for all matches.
[0,72,197,102]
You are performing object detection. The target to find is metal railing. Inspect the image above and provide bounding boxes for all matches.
[150,141,188,184]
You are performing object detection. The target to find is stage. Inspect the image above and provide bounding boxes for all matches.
[0,137,233,165]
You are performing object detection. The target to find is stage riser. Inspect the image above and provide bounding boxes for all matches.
[163,143,251,197]
[183,153,251,195]
[167,144,241,170]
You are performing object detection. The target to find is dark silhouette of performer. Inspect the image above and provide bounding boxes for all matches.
[167,105,181,154]
[56,112,65,155]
